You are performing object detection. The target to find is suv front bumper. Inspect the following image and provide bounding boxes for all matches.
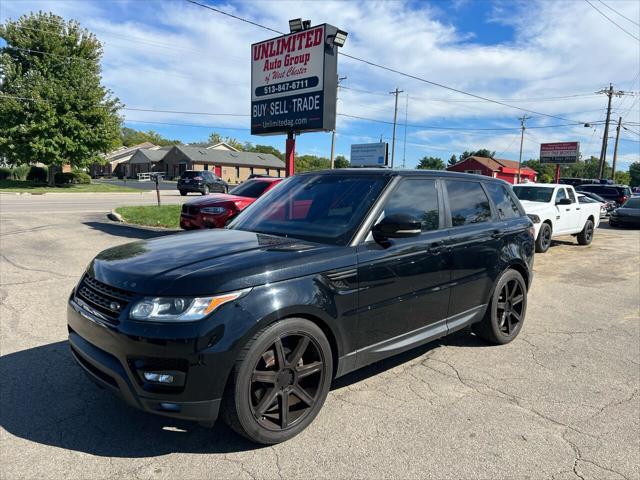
[67,299,225,423]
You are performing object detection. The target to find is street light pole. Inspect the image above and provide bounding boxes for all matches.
[330,76,346,169]
[611,116,622,181]
[516,115,531,184]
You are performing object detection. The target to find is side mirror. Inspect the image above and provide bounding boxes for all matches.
[372,214,421,240]
[556,198,572,205]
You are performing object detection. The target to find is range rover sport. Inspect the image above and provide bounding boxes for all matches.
[68,169,534,444]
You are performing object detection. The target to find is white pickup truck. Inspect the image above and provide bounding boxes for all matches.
[512,183,601,253]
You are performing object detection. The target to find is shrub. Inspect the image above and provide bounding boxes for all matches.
[0,167,11,180]
[55,171,91,185]
[11,165,30,180]
[26,166,48,183]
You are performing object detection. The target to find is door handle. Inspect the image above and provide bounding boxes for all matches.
[491,230,503,239]
[565,208,570,211]
[427,241,444,254]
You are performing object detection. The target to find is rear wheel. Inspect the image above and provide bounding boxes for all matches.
[473,269,527,345]
[535,223,552,253]
[222,318,333,444]
[179,190,187,196]
[577,219,594,245]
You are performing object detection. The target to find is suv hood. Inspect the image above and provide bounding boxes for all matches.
[87,229,353,296]
[184,193,251,207]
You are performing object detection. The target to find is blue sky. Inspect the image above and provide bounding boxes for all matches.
[1,0,639,170]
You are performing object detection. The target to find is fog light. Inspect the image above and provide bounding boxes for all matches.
[143,372,175,383]
[159,402,180,412]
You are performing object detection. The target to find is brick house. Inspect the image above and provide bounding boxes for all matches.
[447,156,537,184]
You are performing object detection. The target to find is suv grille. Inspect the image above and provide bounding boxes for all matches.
[181,204,200,215]
[75,275,136,325]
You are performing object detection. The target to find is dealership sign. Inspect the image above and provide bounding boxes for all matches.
[251,24,339,135]
[540,142,580,164]
[350,142,388,167]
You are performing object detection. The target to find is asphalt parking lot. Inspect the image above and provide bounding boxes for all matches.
[1,195,638,480]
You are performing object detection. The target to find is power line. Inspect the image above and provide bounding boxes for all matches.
[583,0,640,41]
[183,0,594,124]
[598,0,640,27]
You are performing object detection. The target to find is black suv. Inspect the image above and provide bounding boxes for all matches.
[577,184,632,206]
[68,170,534,444]
[177,170,228,195]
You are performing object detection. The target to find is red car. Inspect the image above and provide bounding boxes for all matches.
[180,177,282,229]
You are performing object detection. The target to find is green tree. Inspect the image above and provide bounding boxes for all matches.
[334,155,349,169]
[614,170,630,185]
[121,127,178,147]
[243,142,284,160]
[416,156,445,170]
[522,159,555,183]
[460,149,495,161]
[448,154,458,167]
[629,162,640,187]
[0,13,122,184]
[208,132,243,150]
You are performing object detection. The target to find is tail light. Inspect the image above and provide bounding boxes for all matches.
[617,196,627,205]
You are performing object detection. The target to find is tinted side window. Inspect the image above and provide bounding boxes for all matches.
[484,183,521,219]
[445,180,492,226]
[567,188,576,203]
[383,179,439,231]
[555,188,567,202]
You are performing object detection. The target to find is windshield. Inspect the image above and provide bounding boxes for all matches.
[513,186,554,203]
[623,197,640,209]
[230,180,274,198]
[229,174,389,245]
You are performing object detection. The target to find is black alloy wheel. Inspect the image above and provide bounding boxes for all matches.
[495,279,525,336]
[222,318,333,444]
[473,269,527,345]
[535,223,552,253]
[577,219,594,245]
[202,185,210,195]
[249,334,324,431]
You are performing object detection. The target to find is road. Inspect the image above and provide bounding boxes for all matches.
[0,203,638,479]
[0,190,193,215]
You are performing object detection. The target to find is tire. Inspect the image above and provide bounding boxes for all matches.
[179,190,187,196]
[202,185,209,195]
[222,318,333,445]
[577,219,594,245]
[473,269,527,345]
[535,223,552,253]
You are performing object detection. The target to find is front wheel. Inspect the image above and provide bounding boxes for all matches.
[535,223,552,253]
[577,219,594,245]
[179,190,187,196]
[202,185,210,195]
[473,269,527,345]
[222,318,333,444]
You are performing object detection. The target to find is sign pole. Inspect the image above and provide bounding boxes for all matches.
[285,131,296,177]
[555,164,561,184]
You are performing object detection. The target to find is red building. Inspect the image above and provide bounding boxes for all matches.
[446,156,537,184]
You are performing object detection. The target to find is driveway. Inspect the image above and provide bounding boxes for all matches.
[0,207,638,480]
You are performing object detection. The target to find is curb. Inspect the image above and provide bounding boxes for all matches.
[107,210,124,222]
[105,211,180,232]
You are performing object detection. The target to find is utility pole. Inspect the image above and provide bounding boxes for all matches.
[596,84,627,179]
[389,87,403,168]
[516,115,531,184]
[402,94,408,169]
[330,76,347,169]
[611,116,622,181]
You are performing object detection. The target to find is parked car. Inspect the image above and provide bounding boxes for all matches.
[560,178,599,187]
[577,190,616,217]
[177,170,228,196]
[68,170,534,444]
[609,197,640,228]
[513,183,601,253]
[577,193,608,219]
[180,177,282,229]
[577,184,632,206]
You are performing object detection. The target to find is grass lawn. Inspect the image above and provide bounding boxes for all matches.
[0,179,140,193]
[115,205,181,229]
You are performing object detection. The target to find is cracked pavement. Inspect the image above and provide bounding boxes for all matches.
[0,198,638,480]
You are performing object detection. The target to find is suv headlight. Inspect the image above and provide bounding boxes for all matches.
[527,214,541,224]
[129,288,251,322]
[201,206,228,215]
